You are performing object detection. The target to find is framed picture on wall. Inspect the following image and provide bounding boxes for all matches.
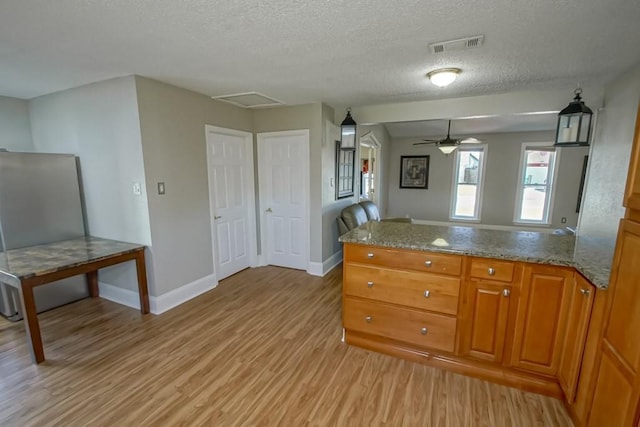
[400,155,429,189]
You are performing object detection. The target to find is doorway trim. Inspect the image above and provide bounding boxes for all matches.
[256,129,311,272]
[359,131,382,205]
[204,124,259,278]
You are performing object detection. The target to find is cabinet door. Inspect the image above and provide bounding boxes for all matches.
[558,274,595,403]
[510,265,572,376]
[460,279,512,363]
[588,219,640,426]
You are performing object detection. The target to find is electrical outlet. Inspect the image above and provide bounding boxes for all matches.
[132,182,141,196]
[561,217,567,223]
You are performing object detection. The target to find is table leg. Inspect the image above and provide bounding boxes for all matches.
[18,281,45,363]
[135,250,150,314]
[86,270,99,297]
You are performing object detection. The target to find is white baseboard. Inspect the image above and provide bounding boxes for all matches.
[151,273,218,314]
[99,273,218,315]
[99,282,141,310]
[307,262,323,277]
[307,250,343,277]
[322,250,343,275]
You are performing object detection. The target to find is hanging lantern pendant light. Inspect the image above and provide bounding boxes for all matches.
[554,88,593,147]
[340,107,357,149]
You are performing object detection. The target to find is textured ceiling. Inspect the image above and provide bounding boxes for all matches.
[1,0,639,108]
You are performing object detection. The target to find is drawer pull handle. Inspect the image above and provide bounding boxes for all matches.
[503,288,510,297]
[421,327,428,335]
[365,316,372,323]
[367,281,374,288]
[488,267,496,276]
[367,253,374,259]
[580,288,591,296]
[424,290,430,298]
[424,260,432,267]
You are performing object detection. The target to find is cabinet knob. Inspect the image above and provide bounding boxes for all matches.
[580,288,591,296]
[425,260,432,267]
[365,316,372,323]
[424,290,431,298]
[421,327,428,335]
[488,267,496,276]
[367,253,374,259]
[503,288,510,297]
[367,281,374,288]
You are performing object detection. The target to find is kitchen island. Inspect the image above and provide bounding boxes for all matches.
[339,221,614,403]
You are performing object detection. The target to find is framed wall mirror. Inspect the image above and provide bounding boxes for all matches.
[336,141,355,199]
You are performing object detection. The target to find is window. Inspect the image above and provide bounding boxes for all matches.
[450,147,486,221]
[514,145,559,224]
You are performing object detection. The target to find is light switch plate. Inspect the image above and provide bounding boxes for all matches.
[132,182,142,196]
[158,182,165,195]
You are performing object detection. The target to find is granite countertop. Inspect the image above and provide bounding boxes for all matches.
[0,236,145,287]
[339,222,615,289]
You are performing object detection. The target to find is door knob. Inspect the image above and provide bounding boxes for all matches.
[214,215,222,220]
[265,207,272,213]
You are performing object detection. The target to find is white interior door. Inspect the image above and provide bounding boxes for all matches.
[258,130,309,270]
[206,125,257,280]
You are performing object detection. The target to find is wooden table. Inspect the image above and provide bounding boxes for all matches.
[0,236,150,363]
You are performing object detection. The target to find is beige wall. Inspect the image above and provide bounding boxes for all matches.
[135,76,253,296]
[578,64,640,239]
[0,95,33,151]
[29,76,152,292]
[387,130,589,230]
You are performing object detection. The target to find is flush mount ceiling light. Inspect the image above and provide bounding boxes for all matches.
[427,68,461,88]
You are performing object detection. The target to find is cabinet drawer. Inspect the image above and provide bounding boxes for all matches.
[343,297,456,352]
[345,244,462,276]
[470,258,515,283]
[344,264,460,315]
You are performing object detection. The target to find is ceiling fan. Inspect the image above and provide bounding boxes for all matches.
[413,120,482,154]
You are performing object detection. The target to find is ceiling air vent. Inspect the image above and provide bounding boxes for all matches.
[211,92,284,108]
[429,35,484,54]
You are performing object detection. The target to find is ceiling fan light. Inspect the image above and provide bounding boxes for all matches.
[438,145,458,154]
[427,68,461,87]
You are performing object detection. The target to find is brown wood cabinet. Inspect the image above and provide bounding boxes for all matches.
[460,279,513,363]
[342,243,594,399]
[509,265,573,377]
[558,273,595,403]
[587,219,640,426]
[342,244,462,357]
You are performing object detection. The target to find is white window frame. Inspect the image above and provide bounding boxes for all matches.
[513,142,561,225]
[449,145,488,222]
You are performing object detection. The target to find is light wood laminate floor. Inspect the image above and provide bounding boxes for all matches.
[0,266,572,426]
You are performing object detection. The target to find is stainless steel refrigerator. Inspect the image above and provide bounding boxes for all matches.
[0,152,89,321]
